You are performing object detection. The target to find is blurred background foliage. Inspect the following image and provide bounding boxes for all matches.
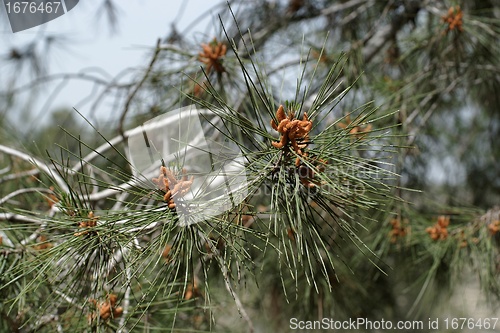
[1,1,500,332]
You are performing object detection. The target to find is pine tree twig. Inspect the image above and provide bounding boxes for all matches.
[0,72,127,98]
[340,0,376,26]
[424,3,441,17]
[443,62,500,74]
[321,0,371,16]
[111,192,130,211]
[105,246,130,277]
[200,230,254,333]
[19,226,44,246]
[117,266,132,333]
[404,81,437,126]
[118,38,162,138]
[0,230,14,248]
[0,168,39,184]
[407,77,459,146]
[0,188,52,206]
[356,0,395,48]
[54,290,83,310]
[221,273,254,333]
[22,314,61,333]
[158,43,194,57]
[0,163,11,175]
[84,165,100,194]
[0,144,69,192]
[0,212,44,224]
[361,0,421,63]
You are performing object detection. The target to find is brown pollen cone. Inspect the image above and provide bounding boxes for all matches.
[199,38,227,74]
[152,166,194,210]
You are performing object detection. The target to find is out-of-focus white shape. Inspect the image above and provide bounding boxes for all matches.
[0,230,14,247]
[127,105,248,226]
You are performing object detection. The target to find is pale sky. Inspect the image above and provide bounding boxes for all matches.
[1,1,220,128]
